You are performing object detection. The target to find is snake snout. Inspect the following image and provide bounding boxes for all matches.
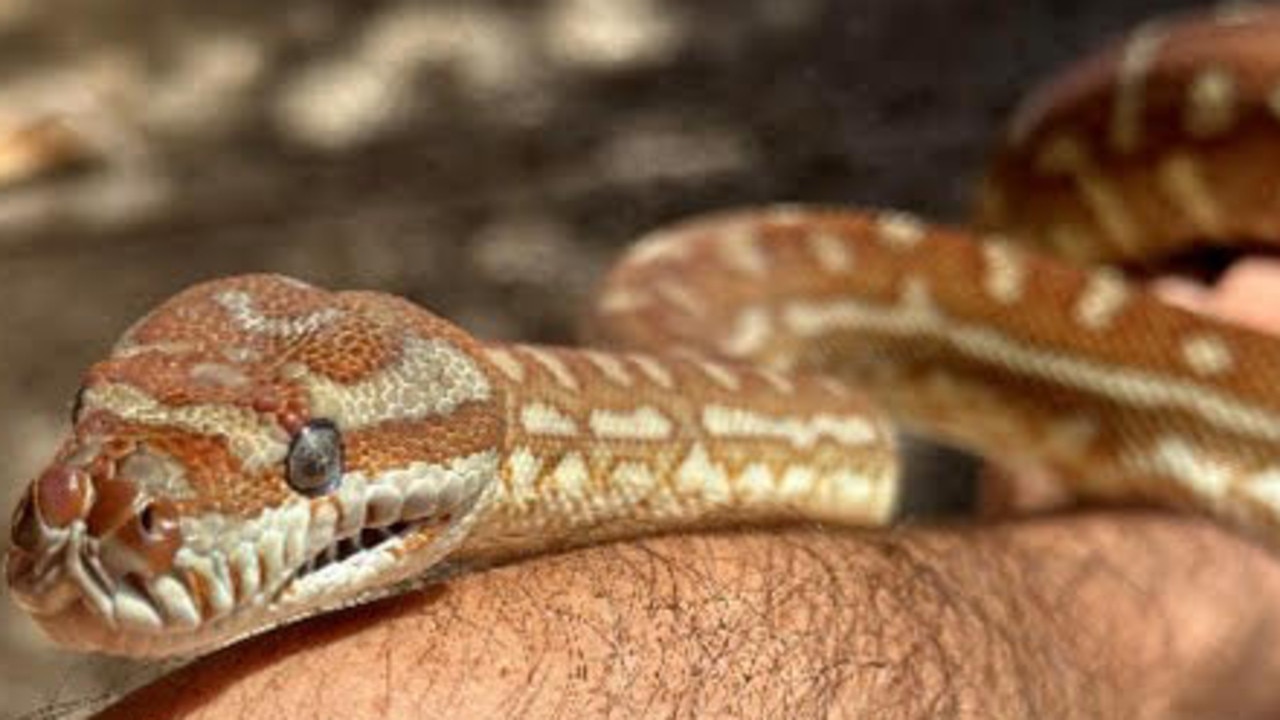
[6,464,95,612]
[92,491,182,582]
[35,464,92,528]
[74,471,182,603]
[7,464,90,560]
[7,454,184,615]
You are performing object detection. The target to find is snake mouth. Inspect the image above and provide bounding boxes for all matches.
[8,451,497,657]
[294,519,423,579]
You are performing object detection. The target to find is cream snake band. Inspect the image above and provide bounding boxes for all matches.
[10,7,1280,658]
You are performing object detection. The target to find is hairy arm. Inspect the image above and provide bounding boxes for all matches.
[104,513,1280,720]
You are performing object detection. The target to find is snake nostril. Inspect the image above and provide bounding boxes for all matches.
[10,489,41,553]
[97,498,182,579]
[130,499,181,574]
[136,500,177,542]
[138,504,156,535]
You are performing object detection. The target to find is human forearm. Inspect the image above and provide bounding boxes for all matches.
[105,514,1280,719]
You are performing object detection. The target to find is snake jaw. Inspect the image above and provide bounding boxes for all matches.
[10,450,494,657]
[270,450,496,616]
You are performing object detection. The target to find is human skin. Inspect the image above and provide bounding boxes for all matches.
[103,260,1280,720]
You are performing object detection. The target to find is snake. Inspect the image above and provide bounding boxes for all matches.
[9,6,1280,659]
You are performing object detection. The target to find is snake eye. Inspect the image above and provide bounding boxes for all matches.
[286,419,343,496]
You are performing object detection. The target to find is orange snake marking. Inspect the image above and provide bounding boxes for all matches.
[980,6,1280,264]
[9,7,1280,658]
[5,270,895,657]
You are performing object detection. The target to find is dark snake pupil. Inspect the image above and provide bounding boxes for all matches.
[305,458,325,480]
[286,419,343,496]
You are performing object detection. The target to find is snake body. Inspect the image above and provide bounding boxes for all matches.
[10,7,1280,658]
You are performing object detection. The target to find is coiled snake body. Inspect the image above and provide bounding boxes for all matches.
[10,8,1280,658]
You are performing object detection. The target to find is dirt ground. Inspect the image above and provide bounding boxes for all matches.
[0,0,1208,716]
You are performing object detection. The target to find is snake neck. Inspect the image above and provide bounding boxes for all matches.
[453,342,899,563]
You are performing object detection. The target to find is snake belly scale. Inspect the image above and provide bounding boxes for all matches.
[10,7,1280,657]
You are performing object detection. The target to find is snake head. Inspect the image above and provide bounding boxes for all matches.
[6,275,504,657]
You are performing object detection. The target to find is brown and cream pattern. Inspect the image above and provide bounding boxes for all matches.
[10,7,1280,658]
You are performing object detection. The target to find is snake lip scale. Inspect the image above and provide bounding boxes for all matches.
[10,7,1280,658]
[9,435,491,656]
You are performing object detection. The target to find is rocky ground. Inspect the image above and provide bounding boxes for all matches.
[0,0,1207,716]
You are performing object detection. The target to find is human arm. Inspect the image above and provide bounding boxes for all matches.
[103,514,1280,720]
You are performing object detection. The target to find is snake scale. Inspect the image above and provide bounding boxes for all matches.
[9,7,1280,658]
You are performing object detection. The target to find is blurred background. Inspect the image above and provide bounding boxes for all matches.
[0,0,1211,716]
